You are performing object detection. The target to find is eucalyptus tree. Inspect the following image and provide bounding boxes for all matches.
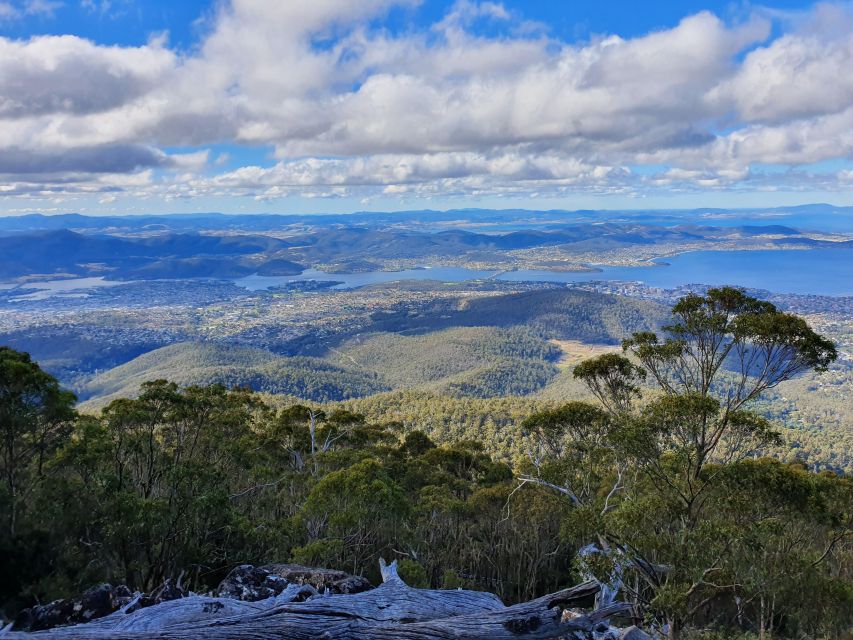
[56,381,261,591]
[622,286,835,478]
[295,458,409,577]
[0,347,75,539]
[518,288,839,638]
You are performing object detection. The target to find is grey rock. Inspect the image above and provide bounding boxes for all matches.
[262,564,372,595]
[77,584,114,622]
[217,565,282,602]
[621,625,653,640]
[13,584,136,631]
[216,564,372,601]
[14,599,74,631]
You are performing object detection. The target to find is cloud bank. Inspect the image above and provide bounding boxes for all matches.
[1,0,852,207]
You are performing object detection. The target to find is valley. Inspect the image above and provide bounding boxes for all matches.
[1,206,851,474]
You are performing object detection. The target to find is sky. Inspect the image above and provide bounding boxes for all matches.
[1,0,853,215]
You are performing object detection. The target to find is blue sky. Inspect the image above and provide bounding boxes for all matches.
[0,0,852,215]
[0,1,816,47]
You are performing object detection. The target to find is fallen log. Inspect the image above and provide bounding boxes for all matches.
[2,560,631,640]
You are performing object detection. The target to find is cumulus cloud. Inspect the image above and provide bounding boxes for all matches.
[261,11,769,160]
[0,0,852,203]
[707,4,853,124]
[184,152,627,200]
[0,36,175,118]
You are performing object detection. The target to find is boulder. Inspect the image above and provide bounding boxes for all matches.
[14,598,74,632]
[262,564,372,594]
[216,565,287,602]
[621,626,654,640]
[149,578,187,603]
[13,584,135,631]
[77,584,125,622]
[216,563,372,601]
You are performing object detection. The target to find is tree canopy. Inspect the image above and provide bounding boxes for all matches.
[0,290,850,639]
[518,288,848,639]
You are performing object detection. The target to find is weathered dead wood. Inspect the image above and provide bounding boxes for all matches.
[83,584,319,633]
[2,560,629,640]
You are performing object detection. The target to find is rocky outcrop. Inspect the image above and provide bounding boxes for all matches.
[215,563,371,600]
[215,565,288,602]
[12,584,135,631]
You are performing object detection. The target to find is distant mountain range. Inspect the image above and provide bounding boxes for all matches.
[1,203,852,234]
[0,229,303,279]
[2,215,848,280]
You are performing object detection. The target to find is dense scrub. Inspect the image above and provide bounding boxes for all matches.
[2,289,852,638]
[1,377,575,613]
[2,375,851,637]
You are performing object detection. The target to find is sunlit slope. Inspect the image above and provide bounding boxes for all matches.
[331,326,559,387]
[80,342,389,407]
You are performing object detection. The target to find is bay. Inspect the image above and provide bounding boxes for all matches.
[4,248,850,300]
[237,248,853,296]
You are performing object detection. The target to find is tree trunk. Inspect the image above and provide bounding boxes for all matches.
[3,560,630,640]
[667,617,680,640]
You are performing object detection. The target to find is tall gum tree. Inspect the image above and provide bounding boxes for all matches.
[517,288,839,639]
[0,347,75,539]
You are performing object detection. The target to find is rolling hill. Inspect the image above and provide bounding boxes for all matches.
[366,288,670,343]
[330,327,560,387]
[80,342,389,407]
[75,290,670,407]
[0,230,303,279]
[81,327,565,407]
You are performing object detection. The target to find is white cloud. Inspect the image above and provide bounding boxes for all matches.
[0,35,175,119]
[25,0,62,16]
[0,0,852,203]
[707,5,853,124]
[196,151,624,192]
[247,11,769,158]
[0,0,62,20]
[0,3,18,19]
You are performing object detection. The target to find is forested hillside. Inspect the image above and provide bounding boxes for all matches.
[341,389,853,474]
[75,289,666,406]
[366,288,669,343]
[332,327,561,387]
[81,343,389,404]
[79,329,563,407]
[69,288,853,474]
[2,288,851,639]
[331,327,561,397]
